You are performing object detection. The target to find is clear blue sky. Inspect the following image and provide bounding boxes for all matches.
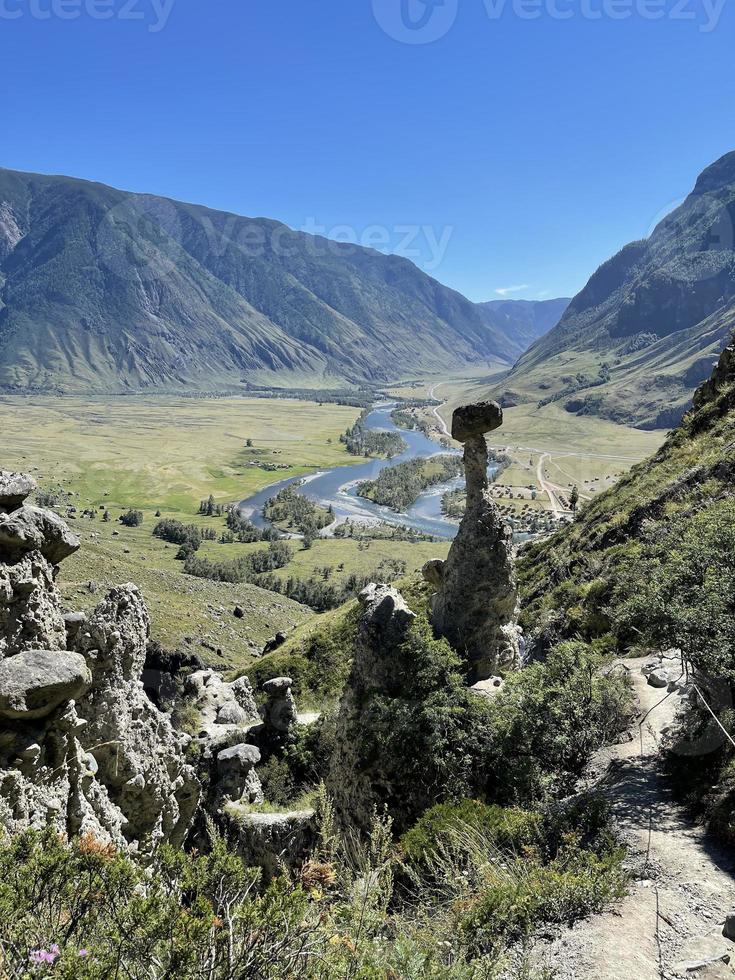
[3,0,734,301]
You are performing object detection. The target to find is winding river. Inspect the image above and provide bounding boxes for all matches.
[237,403,483,541]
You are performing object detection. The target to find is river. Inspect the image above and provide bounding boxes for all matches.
[237,403,484,540]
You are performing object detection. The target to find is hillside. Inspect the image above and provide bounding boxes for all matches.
[518,336,735,839]
[498,151,735,428]
[0,167,552,395]
[477,296,569,351]
[519,335,735,659]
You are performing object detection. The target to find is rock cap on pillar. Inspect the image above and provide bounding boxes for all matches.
[451,402,503,442]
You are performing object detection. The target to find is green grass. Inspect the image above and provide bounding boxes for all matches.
[59,519,312,669]
[3,394,452,670]
[0,395,362,519]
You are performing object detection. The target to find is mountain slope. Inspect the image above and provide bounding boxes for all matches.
[0,167,521,394]
[477,296,570,352]
[498,151,735,428]
[518,334,735,841]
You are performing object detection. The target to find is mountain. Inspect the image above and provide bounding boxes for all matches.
[497,151,735,429]
[476,297,570,352]
[0,168,536,395]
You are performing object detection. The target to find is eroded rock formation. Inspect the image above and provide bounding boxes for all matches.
[423,402,520,678]
[0,471,199,851]
[327,584,416,831]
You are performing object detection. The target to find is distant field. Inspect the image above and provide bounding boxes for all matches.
[421,379,667,510]
[1,394,452,668]
[0,395,362,519]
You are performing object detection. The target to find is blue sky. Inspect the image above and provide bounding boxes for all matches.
[3,0,734,301]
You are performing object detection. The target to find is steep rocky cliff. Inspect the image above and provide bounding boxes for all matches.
[0,471,199,850]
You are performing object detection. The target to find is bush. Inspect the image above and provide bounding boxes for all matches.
[0,827,316,979]
[153,518,203,551]
[461,843,626,955]
[401,801,540,867]
[119,509,143,527]
[482,642,633,805]
[338,615,496,832]
[612,497,735,679]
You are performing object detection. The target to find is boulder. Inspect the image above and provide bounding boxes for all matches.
[263,631,288,655]
[648,667,678,689]
[262,676,293,696]
[422,558,445,589]
[233,605,245,619]
[217,742,261,773]
[0,471,37,512]
[0,650,91,719]
[216,702,247,725]
[0,506,80,564]
[451,401,503,442]
[216,742,263,805]
[723,913,735,941]
[262,676,297,740]
[470,676,505,700]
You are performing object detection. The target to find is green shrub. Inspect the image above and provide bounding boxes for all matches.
[461,844,626,955]
[482,642,633,805]
[401,801,540,867]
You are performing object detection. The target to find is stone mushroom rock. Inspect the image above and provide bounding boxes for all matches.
[0,472,37,513]
[0,477,199,850]
[216,742,263,805]
[0,650,91,720]
[451,401,503,442]
[425,400,520,679]
[261,676,297,741]
[72,585,200,849]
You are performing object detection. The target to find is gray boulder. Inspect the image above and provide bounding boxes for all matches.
[217,702,247,725]
[0,650,91,719]
[451,401,503,442]
[0,506,80,564]
[217,742,261,772]
[0,471,37,512]
[262,676,293,696]
[216,742,263,805]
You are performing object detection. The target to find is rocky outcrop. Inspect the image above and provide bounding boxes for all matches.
[261,676,297,746]
[327,584,416,831]
[423,402,520,678]
[0,472,199,851]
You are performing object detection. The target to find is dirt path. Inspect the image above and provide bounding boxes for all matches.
[532,655,735,979]
[428,381,452,437]
[536,453,564,518]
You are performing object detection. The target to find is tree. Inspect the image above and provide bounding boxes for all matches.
[570,485,579,513]
[119,509,143,527]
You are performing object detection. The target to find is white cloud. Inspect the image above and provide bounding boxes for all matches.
[494,284,529,296]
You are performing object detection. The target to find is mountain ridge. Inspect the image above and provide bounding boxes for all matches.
[496,151,735,428]
[0,167,564,395]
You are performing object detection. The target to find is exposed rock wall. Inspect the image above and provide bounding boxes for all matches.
[0,471,199,851]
